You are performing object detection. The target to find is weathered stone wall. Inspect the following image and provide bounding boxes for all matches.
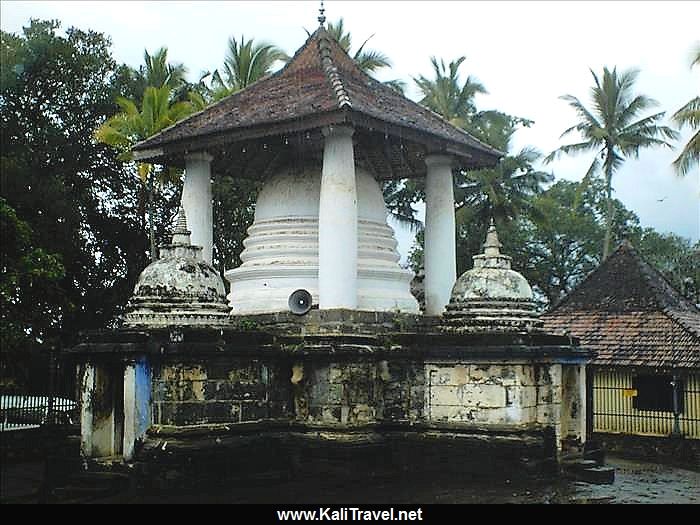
[73,325,591,467]
[535,364,562,443]
[148,356,574,443]
[297,361,381,425]
[292,359,426,426]
[79,362,124,458]
[151,358,291,426]
[382,360,425,423]
[424,362,562,432]
[561,364,586,444]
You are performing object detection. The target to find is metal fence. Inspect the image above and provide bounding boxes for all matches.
[0,350,78,433]
[0,395,78,432]
[592,368,700,439]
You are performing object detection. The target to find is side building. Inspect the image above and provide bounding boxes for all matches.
[543,241,700,461]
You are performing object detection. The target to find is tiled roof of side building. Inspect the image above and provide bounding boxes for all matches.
[542,240,700,368]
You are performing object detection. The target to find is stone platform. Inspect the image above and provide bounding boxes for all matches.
[69,311,590,484]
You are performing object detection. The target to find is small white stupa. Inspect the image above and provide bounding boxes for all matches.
[442,220,543,333]
[123,207,230,327]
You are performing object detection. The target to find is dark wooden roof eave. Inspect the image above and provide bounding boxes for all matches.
[132,108,502,173]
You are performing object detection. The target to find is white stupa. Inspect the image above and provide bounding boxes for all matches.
[225,166,419,314]
[132,26,502,318]
[441,220,543,333]
[123,207,230,327]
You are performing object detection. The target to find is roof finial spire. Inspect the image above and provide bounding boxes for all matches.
[172,206,192,245]
[318,0,326,26]
[483,217,502,257]
[471,217,512,270]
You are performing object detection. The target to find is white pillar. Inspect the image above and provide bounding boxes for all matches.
[80,363,95,457]
[424,154,456,316]
[318,125,358,309]
[183,152,214,264]
[123,363,136,461]
[578,364,587,445]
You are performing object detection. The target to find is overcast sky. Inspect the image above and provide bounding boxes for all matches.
[2,0,698,258]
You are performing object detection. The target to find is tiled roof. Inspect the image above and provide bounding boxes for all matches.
[132,27,502,170]
[542,241,700,369]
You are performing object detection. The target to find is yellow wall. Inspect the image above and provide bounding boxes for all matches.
[593,369,700,439]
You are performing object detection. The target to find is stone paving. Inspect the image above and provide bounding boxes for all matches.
[1,455,698,504]
[0,461,45,504]
[565,457,700,504]
[97,455,700,504]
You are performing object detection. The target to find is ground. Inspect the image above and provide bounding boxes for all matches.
[1,456,698,504]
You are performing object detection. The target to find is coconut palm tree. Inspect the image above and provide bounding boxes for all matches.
[412,57,546,234]
[325,18,405,93]
[205,35,287,101]
[413,56,486,129]
[326,18,390,74]
[545,67,678,258]
[131,47,188,103]
[457,147,553,226]
[672,44,700,176]
[95,86,195,260]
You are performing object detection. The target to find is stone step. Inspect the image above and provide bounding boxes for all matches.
[583,448,605,465]
[565,465,615,485]
[562,458,598,469]
[569,495,617,504]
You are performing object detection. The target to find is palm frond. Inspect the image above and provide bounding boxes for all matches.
[672,97,700,129]
[691,42,700,68]
[383,78,406,94]
[544,140,597,164]
[672,129,700,176]
[617,94,659,127]
[572,156,602,208]
[326,18,352,51]
[355,49,392,74]
[559,94,601,132]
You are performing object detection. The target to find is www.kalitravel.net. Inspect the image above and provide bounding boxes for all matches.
[276,508,424,521]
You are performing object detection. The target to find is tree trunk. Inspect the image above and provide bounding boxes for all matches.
[138,180,146,234]
[147,176,157,262]
[602,156,614,259]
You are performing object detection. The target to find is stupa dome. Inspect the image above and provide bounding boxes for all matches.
[225,165,419,314]
[123,208,230,327]
[442,220,543,333]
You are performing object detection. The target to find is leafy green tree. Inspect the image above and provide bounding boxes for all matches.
[0,198,65,389]
[382,179,424,232]
[503,179,696,309]
[521,181,603,305]
[1,19,149,353]
[453,107,549,250]
[408,59,548,277]
[545,67,678,258]
[95,85,195,260]
[672,44,700,176]
[412,55,546,229]
[632,229,700,304]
